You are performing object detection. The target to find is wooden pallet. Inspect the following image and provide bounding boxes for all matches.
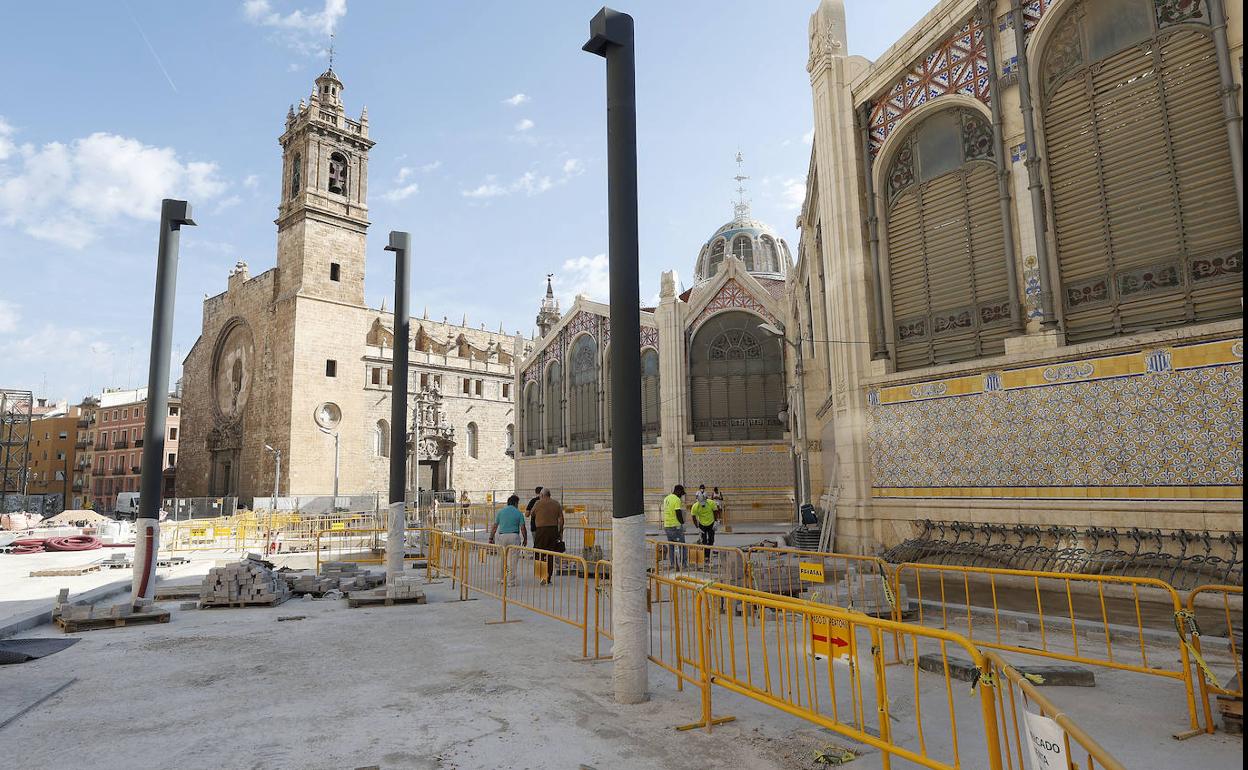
[153,584,203,600]
[199,595,290,609]
[30,564,103,577]
[55,609,170,633]
[348,593,427,608]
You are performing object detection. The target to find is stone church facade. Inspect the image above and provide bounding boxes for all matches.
[179,68,524,504]
[792,0,1242,552]
[514,203,802,521]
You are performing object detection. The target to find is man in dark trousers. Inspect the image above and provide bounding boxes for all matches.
[529,489,564,584]
[525,486,543,534]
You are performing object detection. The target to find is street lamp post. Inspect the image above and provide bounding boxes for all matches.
[758,321,810,524]
[584,5,647,706]
[384,231,412,579]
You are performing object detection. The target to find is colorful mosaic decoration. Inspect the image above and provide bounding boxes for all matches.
[523,308,659,383]
[690,278,779,332]
[868,15,991,156]
[867,338,1244,499]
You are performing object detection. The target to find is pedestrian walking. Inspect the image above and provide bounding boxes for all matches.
[529,489,564,584]
[691,492,719,547]
[662,485,688,570]
[525,486,543,535]
[712,486,727,532]
[488,494,527,586]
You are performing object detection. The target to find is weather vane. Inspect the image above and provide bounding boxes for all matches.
[328,32,335,71]
[733,150,751,220]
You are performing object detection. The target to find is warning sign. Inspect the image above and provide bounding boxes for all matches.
[809,616,852,661]
[584,529,596,548]
[1023,710,1066,769]
[330,522,346,531]
[799,561,826,583]
[190,528,208,538]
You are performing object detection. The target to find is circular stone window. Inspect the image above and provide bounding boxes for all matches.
[314,402,342,430]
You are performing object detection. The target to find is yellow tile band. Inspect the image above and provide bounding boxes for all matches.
[873,486,1243,500]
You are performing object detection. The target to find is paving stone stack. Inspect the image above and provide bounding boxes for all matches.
[55,596,157,622]
[282,572,340,595]
[201,555,291,607]
[386,574,425,601]
[319,561,385,592]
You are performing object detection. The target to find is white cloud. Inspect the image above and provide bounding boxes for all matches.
[382,183,419,202]
[0,299,19,334]
[243,174,260,188]
[0,320,131,398]
[554,254,609,306]
[802,127,815,145]
[420,160,442,173]
[781,178,806,211]
[0,121,228,249]
[502,93,530,107]
[461,178,508,199]
[213,195,243,214]
[514,118,535,132]
[242,0,347,55]
[0,117,16,161]
[562,158,584,177]
[460,159,585,201]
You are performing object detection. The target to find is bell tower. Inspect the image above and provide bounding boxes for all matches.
[275,66,374,305]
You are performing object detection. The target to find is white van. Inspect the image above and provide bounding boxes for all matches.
[115,492,141,517]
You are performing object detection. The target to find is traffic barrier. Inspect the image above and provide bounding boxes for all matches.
[892,562,1202,734]
[426,530,462,584]
[744,546,896,611]
[486,544,591,658]
[313,527,429,572]
[647,539,748,587]
[562,524,612,561]
[1186,584,1244,733]
[593,559,612,659]
[984,650,1127,770]
[458,538,506,602]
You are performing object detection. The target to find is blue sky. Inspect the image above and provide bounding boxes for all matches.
[0,0,933,401]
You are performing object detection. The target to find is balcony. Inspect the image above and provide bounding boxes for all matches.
[94,443,108,451]
[131,465,141,475]
[134,438,144,448]
[76,419,89,429]
[72,483,84,492]
[75,440,90,450]
[76,459,90,470]
[112,467,125,476]
[113,439,129,449]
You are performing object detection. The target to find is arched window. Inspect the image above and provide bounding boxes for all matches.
[696,245,709,279]
[759,235,780,274]
[328,152,348,195]
[689,311,784,441]
[884,107,1010,371]
[374,419,389,458]
[523,382,541,455]
[544,361,563,452]
[505,424,515,456]
[290,152,301,198]
[1040,0,1241,342]
[732,234,755,271]
[707,238,726,278]
[641,348,660,444]
[466,422,478,459]
[568,335,599,450]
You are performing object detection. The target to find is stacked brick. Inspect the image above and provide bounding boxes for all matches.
[386,574,425,601]
[200,556,291,607]
[319,561,385,592]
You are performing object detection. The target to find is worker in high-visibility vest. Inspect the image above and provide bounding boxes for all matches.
[661,485,687,570]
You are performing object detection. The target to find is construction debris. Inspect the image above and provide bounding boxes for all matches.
[200,555,292,608]
[53,594,170,633]
[318,561,385,593]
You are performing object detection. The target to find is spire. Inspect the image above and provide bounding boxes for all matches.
[379,296,389,313]
[732,150,751,222]
[536,273,561,337]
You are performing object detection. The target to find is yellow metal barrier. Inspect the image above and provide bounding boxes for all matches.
[593,559,612,659]
[690,579,1010,768]
[647,539,748,586]
[1187,584,1243,733]
[312,527,429,572]
[744,546,896,611]
[473,544,592,658]
[458,538,506,602]
[893,562,1202,734]
[985,650,1127,770]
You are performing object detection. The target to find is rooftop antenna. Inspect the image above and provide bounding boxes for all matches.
[327,32,335,71]
[733,150,751,221]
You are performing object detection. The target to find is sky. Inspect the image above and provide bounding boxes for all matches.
[0,0,935,402]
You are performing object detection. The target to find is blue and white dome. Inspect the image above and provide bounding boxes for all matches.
[693,209,791,284]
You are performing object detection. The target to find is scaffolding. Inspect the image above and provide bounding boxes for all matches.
[1,388,34,512]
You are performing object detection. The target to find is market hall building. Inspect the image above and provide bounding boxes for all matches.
[791,0,1242,554]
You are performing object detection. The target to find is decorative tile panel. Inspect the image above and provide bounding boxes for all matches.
[868,15,991,156]
[868,337,1244,498]
[689,278,780,332]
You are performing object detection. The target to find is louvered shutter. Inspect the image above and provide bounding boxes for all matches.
[886,191,930,370]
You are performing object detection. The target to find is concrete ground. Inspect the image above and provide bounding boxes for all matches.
[1,567,1241,770]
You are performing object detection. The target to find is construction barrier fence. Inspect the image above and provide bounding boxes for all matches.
[312,527,428,572]
[1186,583,1244,733]
[892,561,1202,733]
[647,539,749,587]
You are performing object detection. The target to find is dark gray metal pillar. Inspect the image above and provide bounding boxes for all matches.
[1010,0,1058,328]
[584,6,647,706]
[858,103,890,360]
[1206,0,1244,226]
[385,231,411,577]
[133,199,194,603]
[980,0,1025,333]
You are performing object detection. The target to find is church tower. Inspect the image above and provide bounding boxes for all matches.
[275,67,374,305]
[535,275,561,337]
